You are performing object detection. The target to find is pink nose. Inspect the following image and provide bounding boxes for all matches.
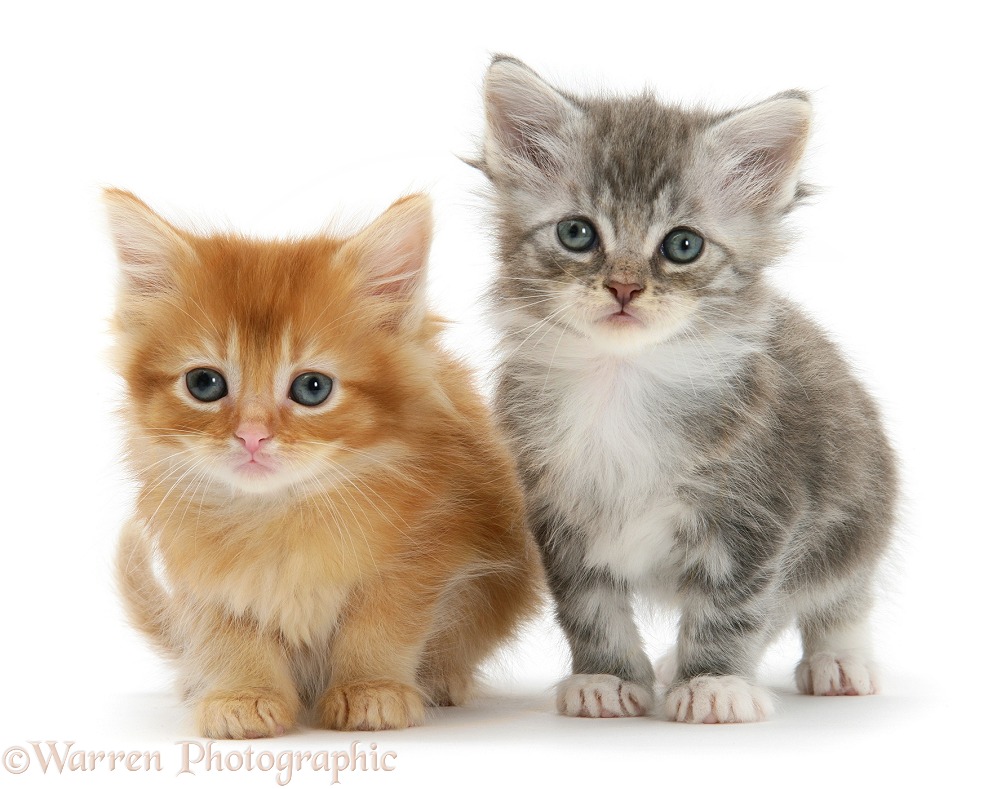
[236,424,272,456]
[605,281,642,308]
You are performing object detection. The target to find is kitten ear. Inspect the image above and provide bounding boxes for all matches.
[702,92,812,216]
[103,188,195,297]
[482,55,582,187]
[344,194,433,333]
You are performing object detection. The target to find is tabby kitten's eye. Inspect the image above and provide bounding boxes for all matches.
[185,368,228,402]
[661,228,704,264]
[557,218,598,252]
[290,372,334,407]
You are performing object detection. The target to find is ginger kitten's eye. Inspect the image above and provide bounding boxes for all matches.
[557,218,598,252]
[290,372,334,407]
[661,228,704,264]
[185,368,228,402]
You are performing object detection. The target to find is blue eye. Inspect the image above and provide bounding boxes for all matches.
[557,218,597,252]
[290,372,334,407]
[186,368,228,402]
[661,228,704,264]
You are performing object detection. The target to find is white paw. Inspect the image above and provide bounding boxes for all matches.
[796,652,878,696]
[664,675,773,724]
[654,650,677,686]
[556,674,652,718]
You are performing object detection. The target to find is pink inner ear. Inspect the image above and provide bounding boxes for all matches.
[484,59,580,184]
[362,215,430,298]
[707,98,810,215]
[488,103,559,175]
[344,194,433,330]
[104,189,194,298]
[721,147,784,204]
[363,254,427,332]
[369,266,421,299]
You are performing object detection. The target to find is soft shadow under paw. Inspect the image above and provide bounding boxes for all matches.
[196,689,297,739]
[318,680,425,731]
[556,673,652,718]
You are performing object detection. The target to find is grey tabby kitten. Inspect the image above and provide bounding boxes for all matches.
[475,56,896,723]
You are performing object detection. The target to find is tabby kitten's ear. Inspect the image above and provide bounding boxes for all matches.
[700,92,812,217]
[482,55,582,188]
[342,194,433,334]
[103,188,195,298]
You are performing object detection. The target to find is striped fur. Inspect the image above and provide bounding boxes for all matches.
[476,57,896,722]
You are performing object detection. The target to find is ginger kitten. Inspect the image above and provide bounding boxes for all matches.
[476,57,896,723]
[108,189,540,737]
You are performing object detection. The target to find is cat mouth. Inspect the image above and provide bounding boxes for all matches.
[601,309,643,327]
[236,458,276,476]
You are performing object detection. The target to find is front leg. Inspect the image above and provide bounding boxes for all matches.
[316,574,435,731]
[536,514,654,718]
[183,607,300,739]
[665,566,777,724]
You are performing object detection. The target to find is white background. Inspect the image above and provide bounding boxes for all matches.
[1,2,993,787]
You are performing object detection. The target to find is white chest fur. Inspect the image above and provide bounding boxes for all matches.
[522,350,696,582]
[583,500,691,581]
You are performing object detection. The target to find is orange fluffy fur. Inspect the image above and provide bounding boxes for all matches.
[107,189,540,738]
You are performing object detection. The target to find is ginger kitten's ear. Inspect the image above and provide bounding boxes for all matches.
[482,55,582,188]
[342,194,433,333]
[700,92,813,217]
[103,188,195,298]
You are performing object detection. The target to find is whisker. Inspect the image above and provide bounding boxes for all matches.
[501,302,575,359]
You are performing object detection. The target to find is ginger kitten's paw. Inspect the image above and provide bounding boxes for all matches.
[556,673,652,718]
[196,689,296,739]
[420,672,474,707]
[665,676,773,724]
[795,652,878,696]
[318,680,425,731]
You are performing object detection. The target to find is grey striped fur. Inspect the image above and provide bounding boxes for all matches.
[475,57,896,722]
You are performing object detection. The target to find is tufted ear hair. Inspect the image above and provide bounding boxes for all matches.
[481,55,583,189]
[340,193,433,334]
[103,188,196,298]
[701,91,812,217]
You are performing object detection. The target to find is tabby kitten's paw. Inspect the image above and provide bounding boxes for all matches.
[654,649,678,686]
[196,689,297,739]
[556,673,652,718]
[665,676,773,724]
[318,680,425,730]
[795,652,878,696]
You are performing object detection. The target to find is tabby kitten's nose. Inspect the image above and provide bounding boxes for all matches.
[236,424,271,455]
[605,281,643,308]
